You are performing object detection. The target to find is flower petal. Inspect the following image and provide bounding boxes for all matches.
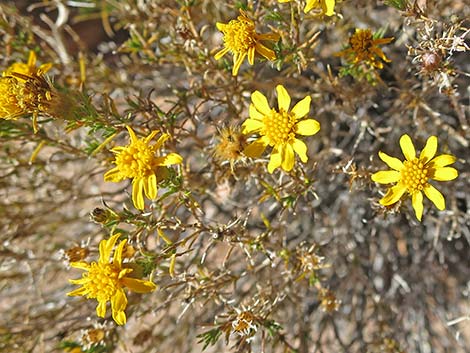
[111,289,127,325]
[249,103,265,121]
[379,184,406,206]
[104,167,123,182]
[281,144,295,172]
[144,174,157,199]
[423,184,445,210]
[132,178,145,210]
[244,138,268,158]
[292,138,308,163]
[371,170,400,184]
[99,233,121,263]
[113,239,128,267]
[69,261,90,270]
[126,126,138,143]
[276,85,291,112]
[67,286,87,297]
[154,133,170,149]
[323,0,336,16]
[412,191,424,221]
[254,42,276,61]
[291,96,311,119]
[232,52,246,76]
[431,167,458,181]
[96,300,107,318]
[242,118,263,134]
[251,91,271,115]
[399,134,416,161]
[295,119,320,136]
[122,277,157,293]
[378,151,404,171]
[267,147,282,173]
[420,136,437,164]
[247,47,255,65]
[429,154,456,168]
[214,47,229,60]
[157,153,183,166]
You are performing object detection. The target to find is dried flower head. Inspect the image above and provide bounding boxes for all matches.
[336,28,394,69]
[318,288,341,313]
[213,125,247,170]
[232,310,258,337]
[242,84,320,173]
[104,126,183,210]
[278,0,336,16]
[67,233,157,325]
[372,134,458,221]
[214,10,280,76]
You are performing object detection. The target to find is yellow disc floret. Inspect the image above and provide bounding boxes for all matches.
[84,262,120,301]
[222,17,256,54]
[400,159,429,193]
[262,109,296,146]
[114,140,157,179]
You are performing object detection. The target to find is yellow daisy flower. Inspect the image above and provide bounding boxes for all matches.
[242,85,320,173]
[278,0,336,16]
[336,28,394,69]
[214,10,280,76]
[67,233,157,325]
[104,126,183,210]
[3,50,52,79]
[371,134,458,221]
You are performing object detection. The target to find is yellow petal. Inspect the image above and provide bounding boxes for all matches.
[254,42,276,61]
[399,134,416,161]
[69,261,90,270]
[214,47,229,60]
[371,170,400,184]
[242,118,263,134]
[67,286,87,296]
[295,119,320,136]
[113,239,127,267]
[429,154,456,168]
[154,133,170,149]
[304,0,319,13]
[122,277,157,293]
[291,96,311,119]
[132,178,145,210]
[248,46,255,65]
[251,90,271,115]
[104,167,123,182]
[96,300,107,318]
[431,167,458,181]
[423,184,445,210]
[99,233,121,263]
[412,191,423,221]
[232,52,246,76]
[244,138,268,157]
[144,130,159,143]
[378,151,404,171]
[144,174,157,199]
[156,153,183,166]
[276,85,291,112]
[126,126,138,143]
[249,103,265,121]
[323,0,336,16]
[281,144,295,172]
[111,289,128,325]
[379,184,406,206]
[292,138,308,163]
[267,147,282,173]
[420,136,437,163]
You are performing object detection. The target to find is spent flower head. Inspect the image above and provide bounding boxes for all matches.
[336,28,394,69]
[242,84,320,173]
[104,126,183,210]
[67,233,157,325]
[371,134,458,221]
[278,0,336,16]
[214,10,280,76]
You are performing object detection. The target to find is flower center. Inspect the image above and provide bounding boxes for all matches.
[222,17,256,53]
[400,158,429,194]
[350,29,373,55]
[261,109,296,146]
[115,141,157,179]
[84,262,120,301]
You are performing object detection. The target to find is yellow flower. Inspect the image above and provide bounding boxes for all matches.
[3,50,52,79]
[242,85,320,173]
[104,126,183,210]
[67,233,157,325]
[336,28,394,69]
[214,10,280,76]
[278,0,336,16]
[371,134,458,221]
